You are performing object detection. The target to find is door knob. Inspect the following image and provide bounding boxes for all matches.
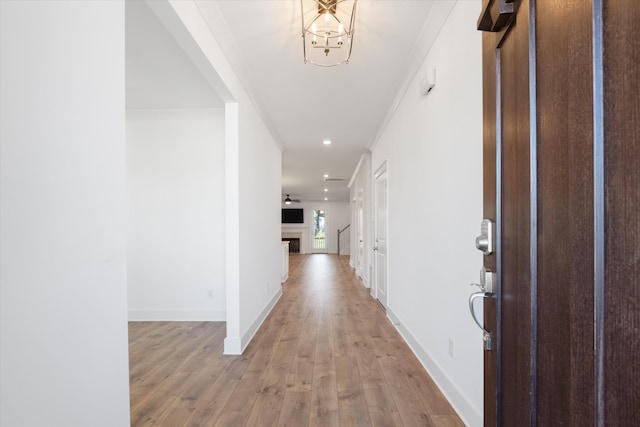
[373,246,378,251]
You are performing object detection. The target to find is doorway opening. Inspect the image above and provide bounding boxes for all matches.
[312,208,327,253]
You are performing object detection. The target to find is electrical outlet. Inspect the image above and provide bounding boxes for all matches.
[207,289,214,298]
[448,338,454,358]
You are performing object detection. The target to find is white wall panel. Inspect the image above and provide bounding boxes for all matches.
[0,1,130,425]
[126,108,226,320]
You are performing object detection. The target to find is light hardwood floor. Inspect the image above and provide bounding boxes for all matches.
[129,254,465,426]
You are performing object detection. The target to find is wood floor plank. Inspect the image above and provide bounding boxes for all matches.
[286,303,319,392]
[430,414,467,427]
[277,390,312,427]
[211,344,277,427]
[128,254,464,427]
[362,380,405,426]
[244,340,299,426]
[378,356,437,427]
[181,358,246,427]
[335,355,373,427]
[130,370,190,426]
[405,358,460,416]
[181,384,235,427]
[309,303,339,426]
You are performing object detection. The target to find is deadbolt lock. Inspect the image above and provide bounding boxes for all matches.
[475,219,494,255]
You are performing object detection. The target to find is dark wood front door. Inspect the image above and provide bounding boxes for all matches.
[479,0,640,425]
[480,1,534,424]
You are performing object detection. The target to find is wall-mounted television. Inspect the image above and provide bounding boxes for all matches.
[282,208,304,224]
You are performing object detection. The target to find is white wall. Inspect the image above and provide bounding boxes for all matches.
[238,103,283,337]
[327,202,351,255]
[0,1,130,426]
[126,108,226,320]
[281,201,350,254]
[370,2,484,425]
[155,0,284,354]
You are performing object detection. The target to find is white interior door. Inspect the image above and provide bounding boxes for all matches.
[374,165,388,307]
[356,189,364,277]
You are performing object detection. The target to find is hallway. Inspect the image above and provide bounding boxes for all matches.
[129,255,463,426]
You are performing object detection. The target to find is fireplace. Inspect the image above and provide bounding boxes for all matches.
[282,230,304,253]
[282,237,300,253]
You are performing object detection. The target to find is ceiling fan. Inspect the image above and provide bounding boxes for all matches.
[283,194,301,205]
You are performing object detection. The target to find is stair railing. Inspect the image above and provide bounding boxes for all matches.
[337,224,351,256]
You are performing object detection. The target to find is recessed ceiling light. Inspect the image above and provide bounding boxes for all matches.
[323,139,331,145]
[323,174,329,178]
[324,188,328,192]
[324,197,328,201]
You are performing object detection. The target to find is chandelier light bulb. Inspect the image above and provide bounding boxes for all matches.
[325,11,331,33]
[338,23,344,44]
[311,23,317,44]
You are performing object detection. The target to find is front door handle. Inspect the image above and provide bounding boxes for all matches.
[469,291,492,351]
[469,291,488,332]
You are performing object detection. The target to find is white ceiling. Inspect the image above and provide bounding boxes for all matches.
[127,0,450,203]
[126,1,223,109]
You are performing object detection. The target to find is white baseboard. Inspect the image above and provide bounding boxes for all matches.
[241,289,282,351]
[223,336,242,355]
[128,309,226,321]
[223,289,282,355]
[362,274,370,289]
[386,307,482,427]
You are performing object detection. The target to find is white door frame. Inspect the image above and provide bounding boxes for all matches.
[373,162,388,307]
